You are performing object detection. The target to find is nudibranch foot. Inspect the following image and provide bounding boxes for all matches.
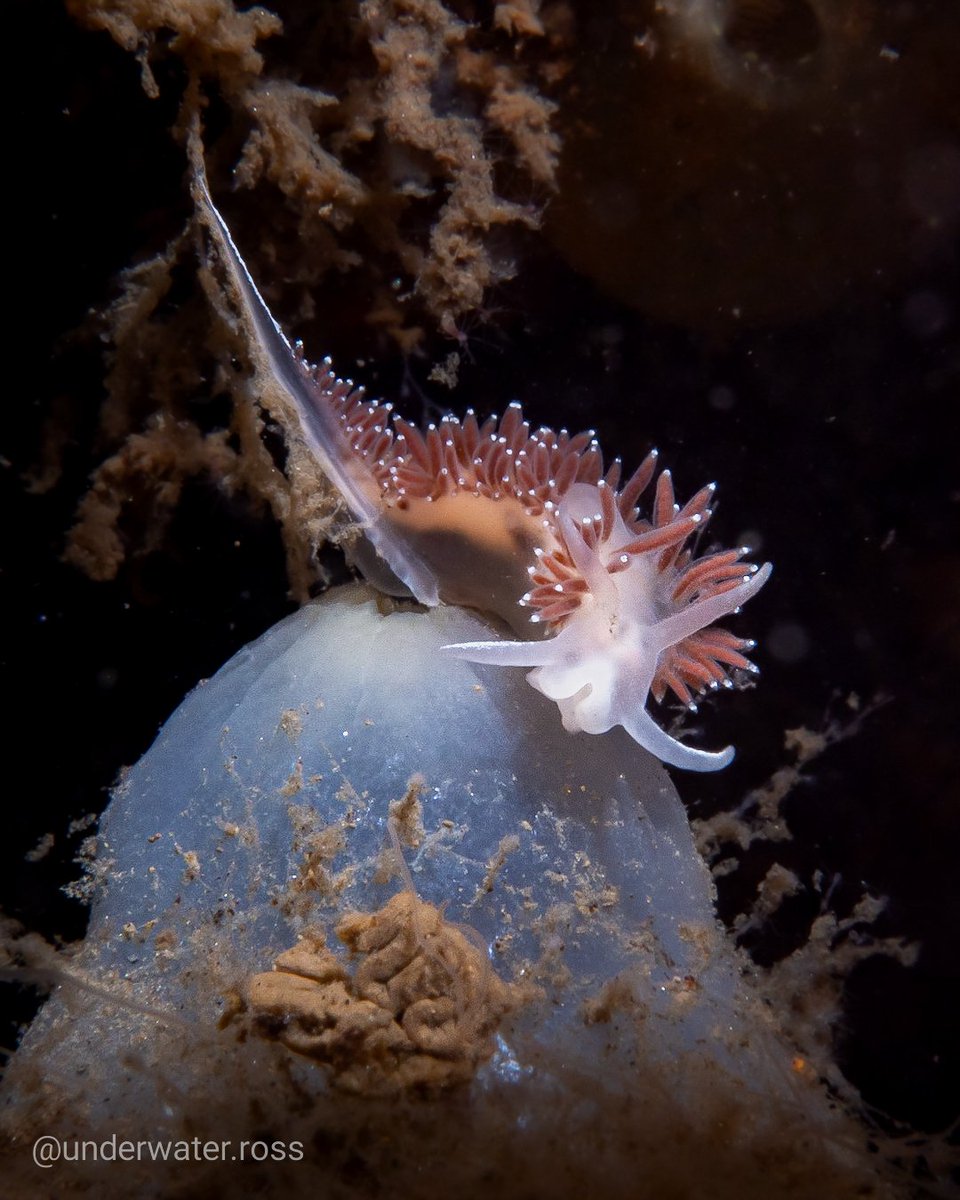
[193,152,772,772]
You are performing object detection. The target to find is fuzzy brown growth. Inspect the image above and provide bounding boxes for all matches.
[59,0,568,593]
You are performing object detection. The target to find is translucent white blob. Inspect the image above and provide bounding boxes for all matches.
[0,586,889,1198]
[89,585,727,1027]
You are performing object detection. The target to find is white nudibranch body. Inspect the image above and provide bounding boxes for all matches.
[195,169,771,772]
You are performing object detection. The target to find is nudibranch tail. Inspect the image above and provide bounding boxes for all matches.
[193,165,443,606]
[192,154,772,772]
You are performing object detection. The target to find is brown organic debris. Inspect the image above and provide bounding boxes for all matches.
[248,891,518,1092]
[59,0,567,596]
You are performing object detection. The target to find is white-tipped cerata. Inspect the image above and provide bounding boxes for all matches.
[195,151,773,773]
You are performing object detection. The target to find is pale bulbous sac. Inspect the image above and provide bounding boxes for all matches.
[0,586,884,1198]
[69,585,731,994]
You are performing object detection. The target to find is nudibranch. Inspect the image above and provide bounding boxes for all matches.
[194,170,771,772]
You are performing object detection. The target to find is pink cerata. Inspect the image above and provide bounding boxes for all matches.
[195,169,772,772]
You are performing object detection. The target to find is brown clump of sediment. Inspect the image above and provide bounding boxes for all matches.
[247,891,520,1093]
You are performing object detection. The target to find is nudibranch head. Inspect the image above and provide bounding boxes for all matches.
[194,161,771,773]
[443,460,771,772]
